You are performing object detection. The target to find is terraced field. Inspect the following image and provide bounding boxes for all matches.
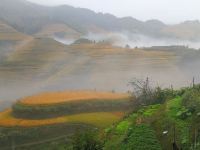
[19,90,129,105]
[0,91,131,127]
[0,90,131,149]
[13,91,132,119]
[0,109,124,128]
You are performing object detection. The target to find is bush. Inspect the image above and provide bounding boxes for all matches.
[182,90,200,113]
[72,130,103,150]
[153,87,175,104]
[176,107,191,120]
[129,78,176,106]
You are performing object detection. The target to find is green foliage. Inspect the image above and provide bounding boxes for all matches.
[182,89,200,113]
[103,134,125,150]
[104,103,162,150]
[104,124,161,150]
[166,97,182,119]
[72,130,103,150]
[142,104,161,117]
[115,120,130,134]
[121,124,161,150]
[153,87,175,104]
[176,107,191,120]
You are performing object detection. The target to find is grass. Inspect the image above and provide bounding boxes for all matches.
[0,109,124,128]
[67,112,124,128]
[19,90,130,106]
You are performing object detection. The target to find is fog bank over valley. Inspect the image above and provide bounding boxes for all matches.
[82,32,200,49]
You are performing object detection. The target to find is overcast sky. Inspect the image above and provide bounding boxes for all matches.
[27,0,200,24]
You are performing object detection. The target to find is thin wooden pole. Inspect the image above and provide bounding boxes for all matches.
[193,77,195,88]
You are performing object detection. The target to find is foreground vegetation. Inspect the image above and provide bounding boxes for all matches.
[2,83,200,149]
[68,81,200,150]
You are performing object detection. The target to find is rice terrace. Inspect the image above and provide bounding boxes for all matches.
[0,91,131,127]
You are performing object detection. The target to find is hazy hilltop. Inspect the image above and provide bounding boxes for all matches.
[162,20,200,40]
[1,0,200,41]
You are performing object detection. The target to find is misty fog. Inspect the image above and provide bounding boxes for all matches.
[1,35,200,111]
[54,31,200,49]
[83,32,200,49]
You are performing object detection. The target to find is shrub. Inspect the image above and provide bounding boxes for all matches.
[182,90,200,113]
[72,130,103,150]
[176,107,191,120]
[129,78,176,106]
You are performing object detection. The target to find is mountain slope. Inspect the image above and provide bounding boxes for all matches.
[0,0,166,37]
[0,0,52,34]
[162,20,200,40]
[1,0,200,40]
[0,21,31,60]
[0,21,28,41]
[35,23,82,40]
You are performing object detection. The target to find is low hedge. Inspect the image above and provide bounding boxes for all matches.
[12,98,134,119]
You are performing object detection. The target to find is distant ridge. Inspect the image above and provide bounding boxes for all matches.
[0,0,200,40]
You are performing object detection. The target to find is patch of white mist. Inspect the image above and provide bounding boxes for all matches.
[83,32,200,49]
[53,36,76,45]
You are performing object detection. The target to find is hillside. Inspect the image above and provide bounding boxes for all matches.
[0,21,28,41]
[0,0,160,35]
[1,38,68,79]
[1,0,200,40]
[35,23,82,40]
[0,40,182,110]
[0,21,30,61]
[162,21,200,40]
